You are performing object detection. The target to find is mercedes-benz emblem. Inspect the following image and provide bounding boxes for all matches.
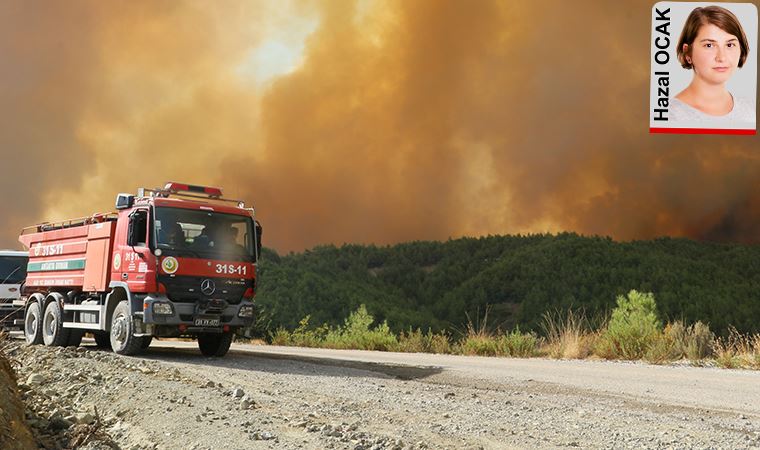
[200,279,216,296]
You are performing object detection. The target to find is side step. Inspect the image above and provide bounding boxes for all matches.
[63,323,101,330]
[63,304,102,311]
[62,304,106,331]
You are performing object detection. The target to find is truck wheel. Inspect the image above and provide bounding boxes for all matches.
[198,332,233,357]
[24,302,43,345]
[42,301,71,346]
[140,336,153,350]
[66,330,84,347]
[110,301,143,356]
[94,332,111,349]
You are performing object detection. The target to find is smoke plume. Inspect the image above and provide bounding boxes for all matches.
[1,0,758,252]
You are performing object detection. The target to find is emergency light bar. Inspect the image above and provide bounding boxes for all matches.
[163,182,222,198]
[136,182,247,208]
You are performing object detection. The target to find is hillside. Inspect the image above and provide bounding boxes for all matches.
[255,233,760,335]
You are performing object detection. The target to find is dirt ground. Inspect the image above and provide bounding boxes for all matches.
[0,336,36,450]
[3,337,760,449]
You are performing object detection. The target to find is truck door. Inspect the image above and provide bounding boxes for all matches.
[114,208,156,293]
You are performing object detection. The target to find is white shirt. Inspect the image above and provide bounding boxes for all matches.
[670,95,756,126]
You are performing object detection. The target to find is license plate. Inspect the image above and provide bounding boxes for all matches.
[194,317,220,327]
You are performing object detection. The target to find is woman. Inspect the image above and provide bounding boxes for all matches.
[672,6,755,124]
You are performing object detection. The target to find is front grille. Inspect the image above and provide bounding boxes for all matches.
[180,314,235,323]
[159,275,250,305]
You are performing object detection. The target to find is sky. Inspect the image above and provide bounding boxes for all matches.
[1,0,759,252]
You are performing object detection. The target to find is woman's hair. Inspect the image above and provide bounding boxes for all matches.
[676,5,750,69]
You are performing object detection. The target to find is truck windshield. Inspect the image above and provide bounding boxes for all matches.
[154,207,255,259]
[0,256,28,284]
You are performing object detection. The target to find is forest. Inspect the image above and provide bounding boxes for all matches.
[254,233,760,335]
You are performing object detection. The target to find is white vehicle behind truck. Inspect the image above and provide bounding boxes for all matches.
[0,250,28,329]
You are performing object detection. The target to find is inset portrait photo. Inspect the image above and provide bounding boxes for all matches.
[650,2,758,135]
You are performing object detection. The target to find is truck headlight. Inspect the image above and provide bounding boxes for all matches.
[238,304,254,318]
[153,302,174,315]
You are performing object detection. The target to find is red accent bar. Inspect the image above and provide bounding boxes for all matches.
[164,182,189,192]
[650,127,756,135]
[203,187,223,197]
[163,182,223,197]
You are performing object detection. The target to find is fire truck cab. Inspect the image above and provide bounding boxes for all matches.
[19,182,261,357]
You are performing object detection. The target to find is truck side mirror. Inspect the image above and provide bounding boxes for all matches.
[115,193,134,210]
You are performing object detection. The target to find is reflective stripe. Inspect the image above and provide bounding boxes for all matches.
[27,259,86,272]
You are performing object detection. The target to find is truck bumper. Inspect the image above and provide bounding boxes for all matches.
[0,301,23,329]
[139,295,254,334]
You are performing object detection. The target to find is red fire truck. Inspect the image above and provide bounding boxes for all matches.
[18,182,261,357]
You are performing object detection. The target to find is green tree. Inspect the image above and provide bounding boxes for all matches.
[597,290,662,359]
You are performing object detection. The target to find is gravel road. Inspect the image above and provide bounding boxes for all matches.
[6,336,760,449]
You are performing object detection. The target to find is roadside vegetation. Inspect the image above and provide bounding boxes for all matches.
[269,291,760,369]
[256,234,760,337]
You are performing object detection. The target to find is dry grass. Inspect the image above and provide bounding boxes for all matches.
[684,321,714,360]
[455,309,501,356]
[644,322,686,364]
[540,310,597,359]
[270,302,760,370]
[395,328,451,354]
[714,327,760,369]
[455,310,539,357]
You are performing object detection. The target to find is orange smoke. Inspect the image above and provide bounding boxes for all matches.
[1,1,759,252]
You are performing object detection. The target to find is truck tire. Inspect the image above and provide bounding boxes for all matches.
[24,302,43,345]
[140,336,153,350]
[66,330,84,347]
[42,301,71,347]
[198,332,233,357]
[94,332,111,349]
[110,301,143,355]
